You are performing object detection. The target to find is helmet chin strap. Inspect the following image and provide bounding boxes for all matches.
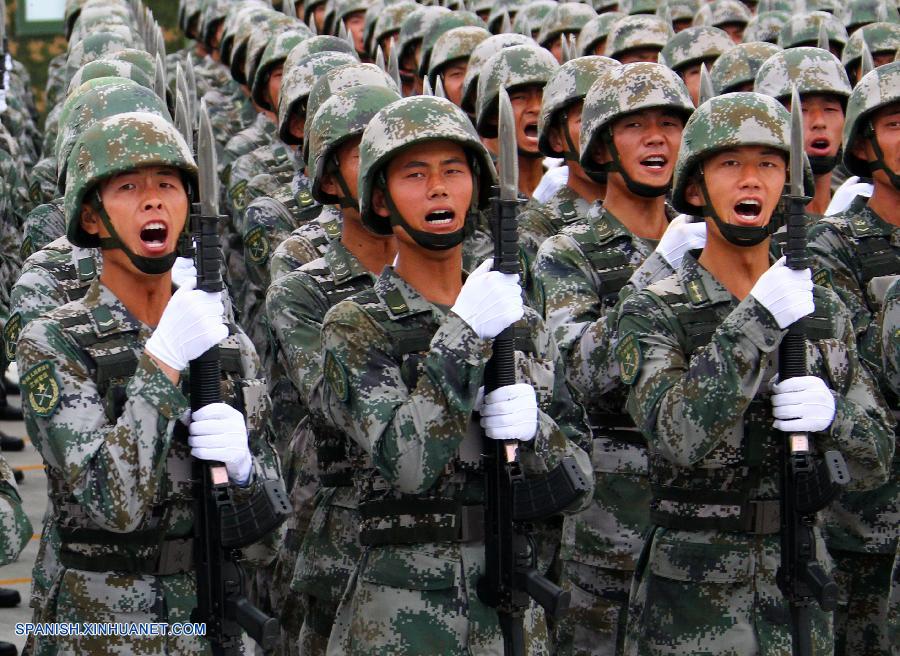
[808,146,842,175]
[865,124,900,190]
[92,193,178,275]
[600,129,669,198]
[328,159,359,210]
[697,170,774,247]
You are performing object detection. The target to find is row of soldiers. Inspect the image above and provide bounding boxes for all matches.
[0,0,898,654]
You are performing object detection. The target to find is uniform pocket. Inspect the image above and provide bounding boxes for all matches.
[56,568,158,621]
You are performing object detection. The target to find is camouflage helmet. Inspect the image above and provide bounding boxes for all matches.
[428,26,492,87]
[605,15,670,61]
[251,28,310,110]
[659,26,734,72]
[305,63,400,160]
[486,0,531,33]
[777,12,849,52]
[179,0,205,38]
[369,2,418,54]
[842,60,900,177]
[755,0,793,11]
[840,0,900,32]
[475,44,560,137]
[742,11,791,43]
[842,22,900,74]
[325,0,373,35]
[278,52,361,145]
[64,0,93,39]
[65,32,134,82]
[710,41,782,94]
[579,62,694,181]
[536,3,599,49]
[577,12,626,56]
[397,6,451,70]
[665,0,701,24]
[244,13,301,88]
[538,56,621,158]
[418,12,486,77]
[755,47,851,102]
[229,9,284,85]
[593,0,620,11]
[106,48,156,81]
[671,92,814,215]
[512,2,558,39]
[460,33,532,113]
[199,0,234,49]
[307,85,402,205]
[220,2,268,67]
[807,0,841,13]
[363,0,387,53]
[693,0,751,29]
[56,78,172,190]
[284,35,358,68]
[358,95,498,235]
[69,11,132,47]
[619,0,659,14]
[66,60,154,97]
[65,112,196,248]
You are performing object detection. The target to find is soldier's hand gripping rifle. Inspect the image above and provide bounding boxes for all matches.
[191,101,290,655]
[776,87,850,656]
[477,89,591,656]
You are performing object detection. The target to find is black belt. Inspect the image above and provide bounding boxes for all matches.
[59,538,194,576]
[319,471,354,487]
[359,498,485,546]
[651,499,780,535]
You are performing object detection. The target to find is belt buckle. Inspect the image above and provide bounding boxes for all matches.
[751,500,780,534]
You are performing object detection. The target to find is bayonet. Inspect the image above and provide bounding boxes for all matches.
[789,85,803,199]
[375,45,386,72]
[498,87,518,201]
[154,53,167,104]
[156,24,167,62]
[499,10,512,35]
[185,56,198,124]
[817,20,829,51]
[560,33,572,63]
[698,62,715,105]
[387,37,401,89]
[434,74,446,99]
[198,99,219,217]
[175,64,193,151]
[308,12,318,35]
[422,76,433,96]
[860,39,875,78]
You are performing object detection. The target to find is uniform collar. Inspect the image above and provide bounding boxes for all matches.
[677,251,737,307]
[549,185,592,221]
[849,204,898,243]
[325,239,373,285]
[84,280,145,336]
[375,266,450,320]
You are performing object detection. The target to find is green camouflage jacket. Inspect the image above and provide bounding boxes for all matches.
[0,454,32,566]
[22,200,67,260]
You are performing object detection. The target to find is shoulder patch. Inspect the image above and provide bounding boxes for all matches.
[244,224,269,265]
[297,188,314,207]
[615,331,642,386]
[20,236,33,261]
[230,179,249,211]
[324,349,349,403]
[813,268,832,289]
[21,360,62,418]
[4,313,21,361]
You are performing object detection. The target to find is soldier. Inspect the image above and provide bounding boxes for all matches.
[617,91,895,656]
[535,2,599,63]
[841,0,900,35]
[659,26,734,106]
[709,41,782,95]
[519,56,619,277]
[842,22,900,85]
[692,0,751,44]
[265,83,400,656]
[576,13,626,58]
[533,62,698,656]
[426,26,491,108]
[755,47,852,219]
[742,10,791,44]
[16,112,282,655]
[808,61,900,656]
[475,44,560,197]
[604,15,670,65]
[319,93,592,656]
[396,6,450,97]
[778,11,849,58]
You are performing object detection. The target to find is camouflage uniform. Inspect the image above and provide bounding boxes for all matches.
[269,206,345,284]
[17,111,283,656]
[533,63,694,656]
[0,453,32,565]
[807,63,900,656]
[321,95,592,656]
[618,92,896,656]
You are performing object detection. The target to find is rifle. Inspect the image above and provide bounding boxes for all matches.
[190,101,290,655]
[776,87,850,656]
[477,88,591,656]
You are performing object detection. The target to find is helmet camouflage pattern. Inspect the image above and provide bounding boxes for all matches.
[693,0,751,28]
[672,92,814,214]
[839,0,900,31]
[665,0,701,23]
[252,28,310,110]
[106,48,156,81]
[244,13,300,88]
[605,15,670,61]
[577,12,626,56]
[428,26,492,86]
[842,60,900,176]
[358,96,497,234]
[512,2,557,39]
[69,12,133,47]
[418,12,486,77]
[755,47,851,101]
[66,60,153,97]
[807,0,841,13]
[842,22,900,72]
[64,0,93,39]
[56,78,173,190]
[755,0,793,11]
[285,35,358,70]
[278,51,361,145]
[742,10,790,43]
[619,0,659,14]
[777,11,849,51]
[475,44,560,137]
[486,0,530,33]
[659,26,734,72]
[370,2,418,54]
[536,3,598,49]
[200,0,233,48]
[710,41,782,94]
[229,9,284,85]
[307,85,402,204]
[65,32,134,81]
[179,0,204,38]
[592,0,619,10]
[65,112,197,247]
[220,3,267,66]
[397,6,450,67]
[460,33,531,113]
[305,63,400,160]
[327,0,373,34]
[538,55,621,157]
[579,62,694,173]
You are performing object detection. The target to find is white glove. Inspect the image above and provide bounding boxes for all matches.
[171,257,197,289]
[656,214,706,269]
[145,280,228,371]
[749,257,814,329]
[452,258,524,340]
[771,375,836,433]
[479,383,538,442]
[189,402,253,485]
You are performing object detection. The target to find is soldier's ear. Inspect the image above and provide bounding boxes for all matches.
[849,136,872,164]
[684,178,705,207]
[80,203,101,236]
[320,171,340,197]
[548,124,565,155]
[372,187,390,218]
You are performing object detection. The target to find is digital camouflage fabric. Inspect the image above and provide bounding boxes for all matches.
[659,26,734,73]
[709,41,782,95]
[604,15,670,61]
[0,453,32,566]
[754,47,851,103]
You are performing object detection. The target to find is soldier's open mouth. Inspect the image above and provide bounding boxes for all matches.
[524,123,538,138]
[808,138,830,154]
[140,222,168,248]
[733,199,761,222]
[426,209,455,225]
[641,156,667,169]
